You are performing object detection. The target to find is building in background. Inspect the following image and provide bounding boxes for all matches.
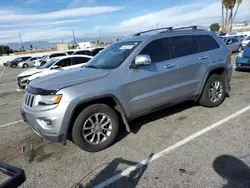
[57,43,69,51]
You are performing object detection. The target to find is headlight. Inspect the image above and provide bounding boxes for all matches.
[35,95,62,106]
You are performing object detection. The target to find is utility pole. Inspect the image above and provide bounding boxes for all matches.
[72,30,76,48]
[19,34,24,51]
[98,29,101,44]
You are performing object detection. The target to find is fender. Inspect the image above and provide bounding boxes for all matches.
[60,94,130,143]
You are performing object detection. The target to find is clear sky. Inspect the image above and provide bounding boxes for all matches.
[0,0,249,44]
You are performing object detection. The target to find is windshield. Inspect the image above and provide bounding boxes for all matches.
[85,41,141,69]
[38,58,58,69]
[245,36,250,40]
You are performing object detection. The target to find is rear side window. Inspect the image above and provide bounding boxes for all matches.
[55,58,72,67]
[76,51,92,56]
[171,36,198,58]
[232,38,238,43]
[195,35,220,52]
[140,38,171,63]
[72,57,91,65]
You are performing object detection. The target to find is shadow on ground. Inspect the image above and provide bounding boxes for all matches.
[213,155,250,188]
[72,154,153,188]
[115,101,197,144]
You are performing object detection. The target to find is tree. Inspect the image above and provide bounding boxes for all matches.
[221,0,225,31]
[29,44,33,50]
[228,0,236,32]
[210,23,220,31]
[231,0,242,26]
[116,38,120,42]
[0,45,12,55]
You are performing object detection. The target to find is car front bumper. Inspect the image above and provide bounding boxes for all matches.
[236,56,250,69]
[20,101,70,143]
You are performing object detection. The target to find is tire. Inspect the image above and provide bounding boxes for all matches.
[72,104,119,152]
[23,63,28,68]
[199,74,226,107]
[11,64,17,68]
[238,45,242,52]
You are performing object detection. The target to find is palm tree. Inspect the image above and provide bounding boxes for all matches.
[222,0,225,31]
[228,0,236,32]
[223,0,230,32]
[232,0,242,22]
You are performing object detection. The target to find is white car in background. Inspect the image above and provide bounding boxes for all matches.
[242,35,250,48]
[17,55,92,89]
[34,52,68,67]
[18,56,44,68]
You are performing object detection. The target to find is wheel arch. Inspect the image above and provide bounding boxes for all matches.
[62,95,130,143]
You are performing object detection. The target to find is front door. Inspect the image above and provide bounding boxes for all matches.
[126,37,179,116]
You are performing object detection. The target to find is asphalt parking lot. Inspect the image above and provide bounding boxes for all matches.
[0,54,250,188]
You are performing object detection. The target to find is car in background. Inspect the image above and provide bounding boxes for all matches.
[236,42,250,70]
[17,55,92,89]
[34,52,68,67]
[4,56,32,68]
[18,56,43,68]
[242,35,250,48]
[222,37,242,52]
[72,47,104,56]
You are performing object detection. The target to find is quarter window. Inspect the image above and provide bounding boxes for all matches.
[195,35,220,52]
[139,38,171,63]
[72,57,91,65]
[171,36,199,58]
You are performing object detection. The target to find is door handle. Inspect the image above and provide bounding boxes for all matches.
[164,64,175,69]
[199,55,208,60]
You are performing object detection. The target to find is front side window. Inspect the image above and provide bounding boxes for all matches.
[86,41,141,69]
[196,35,220,52]
[38,58,59,69]
[139,38,171,63]
[171,36,199,58]
[72,57,91,65]
[55,58,72,67]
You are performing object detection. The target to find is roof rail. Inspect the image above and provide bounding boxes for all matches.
[134,26,199,36]
[133,27,173,36]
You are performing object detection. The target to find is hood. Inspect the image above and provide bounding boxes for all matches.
[29,67,111,91]
[243,47,250,58]
[18,68,45,77]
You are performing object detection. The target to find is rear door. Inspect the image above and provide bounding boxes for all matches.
[171,35,210,98]
[127,37,179,115]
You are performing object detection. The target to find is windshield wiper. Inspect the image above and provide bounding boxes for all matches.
[85,65,99,69]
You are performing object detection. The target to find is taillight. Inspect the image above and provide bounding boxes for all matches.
[228,50,232,64]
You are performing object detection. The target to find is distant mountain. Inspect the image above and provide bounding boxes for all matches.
[68,36,127,44]
[7,41,57,50]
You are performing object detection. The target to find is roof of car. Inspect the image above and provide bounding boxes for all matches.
[51,54,93,60]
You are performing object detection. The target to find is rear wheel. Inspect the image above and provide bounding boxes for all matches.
[199,74,226,107]
[72,104,119,152]
[11,64,17,68]
[23,63,28,68]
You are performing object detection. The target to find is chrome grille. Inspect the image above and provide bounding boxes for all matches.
[24,93,35,108]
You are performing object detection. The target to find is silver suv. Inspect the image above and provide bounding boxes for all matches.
[20,26,232,152]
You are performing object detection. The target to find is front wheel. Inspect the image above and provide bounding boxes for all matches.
[238,45,242,52]
[72,104,119,152]
[23,63,28,68]
[199,74,226,107]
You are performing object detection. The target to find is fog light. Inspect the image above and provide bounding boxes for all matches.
[43,119,52,125]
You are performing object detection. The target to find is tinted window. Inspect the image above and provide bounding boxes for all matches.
[67,51,74,55]
[245,36,250,40]
[232,38,238,43]
[72,57,91,65]
[247,42,250,47]
[140,38,171,63]
[76,50,92,56]
[195,35,220,52]
[91,48,104,56]
[22,57,31,61]
[171,36,198,58]
[50,53,66,58]
[55,58,72,67]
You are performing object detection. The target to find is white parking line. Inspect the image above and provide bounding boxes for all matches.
[0,66,6,79]
[94,105,250,188]
[0,120,24,128]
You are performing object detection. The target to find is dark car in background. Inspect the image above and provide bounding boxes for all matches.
[3,56,31,68]
[236,42,250,70]
[72,47,104,56]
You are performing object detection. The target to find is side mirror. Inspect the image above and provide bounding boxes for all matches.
[51,65,59,69]
[131,55,152,68]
